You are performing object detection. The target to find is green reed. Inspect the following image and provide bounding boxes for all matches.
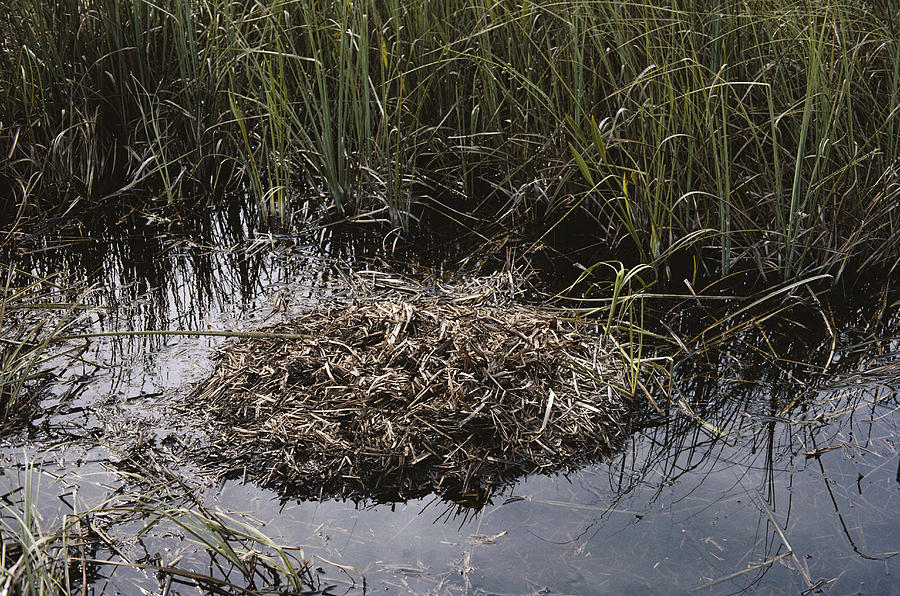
[1,0,897,279]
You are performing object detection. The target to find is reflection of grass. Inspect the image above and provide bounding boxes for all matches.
[2,0,898,278]
[614,286,899,588]
[560,264,899,493]
[0,449,360,594]
[0,265,91,435]
[543,283,898,591]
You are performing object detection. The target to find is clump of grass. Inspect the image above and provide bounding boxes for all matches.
[0,456,72,595]
[189,271,630,505]
[1,0,898,279]
[1,449,359,594]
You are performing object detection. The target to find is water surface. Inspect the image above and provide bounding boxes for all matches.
[3,203,898,594]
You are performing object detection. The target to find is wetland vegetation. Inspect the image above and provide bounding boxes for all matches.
[1,0,899,593]
[3,0,900,278]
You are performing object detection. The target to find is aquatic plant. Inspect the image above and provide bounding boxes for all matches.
[1,0,898,279]
[0,449,357,594]
[0,457,70,595]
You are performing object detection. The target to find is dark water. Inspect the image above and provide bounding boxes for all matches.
[2,203,898,594]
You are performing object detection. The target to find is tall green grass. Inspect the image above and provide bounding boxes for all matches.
[1,0,898,279]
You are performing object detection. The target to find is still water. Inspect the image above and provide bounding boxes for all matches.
[2,203,898,594]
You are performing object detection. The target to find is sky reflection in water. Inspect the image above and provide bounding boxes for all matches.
[3,204,898,594]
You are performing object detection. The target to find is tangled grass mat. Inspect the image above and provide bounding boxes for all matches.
[187,273,631,506]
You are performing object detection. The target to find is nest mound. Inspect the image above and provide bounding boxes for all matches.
[189,275,630,506]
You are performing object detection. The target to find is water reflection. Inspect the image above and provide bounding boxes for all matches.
[599,294,900,592]
[2,200,898,593]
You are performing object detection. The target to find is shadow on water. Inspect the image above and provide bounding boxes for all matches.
[2,200,898,593]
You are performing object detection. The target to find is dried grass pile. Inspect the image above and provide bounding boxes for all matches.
[189,274,631,505]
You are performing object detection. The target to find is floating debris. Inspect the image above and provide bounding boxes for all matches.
[188,273,631,506]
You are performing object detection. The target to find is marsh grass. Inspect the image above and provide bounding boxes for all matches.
[1,0,899,279]
[0,449,357,594]
[1,457,77,595]
[0,264,92,435]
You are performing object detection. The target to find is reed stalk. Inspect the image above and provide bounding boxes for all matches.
[1,0,897,280]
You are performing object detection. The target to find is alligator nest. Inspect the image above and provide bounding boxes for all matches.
[189,275,631,506]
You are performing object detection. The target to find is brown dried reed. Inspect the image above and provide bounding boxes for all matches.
[188,273,630,505]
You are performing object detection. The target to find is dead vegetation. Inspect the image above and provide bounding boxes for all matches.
[188,273,631,505]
